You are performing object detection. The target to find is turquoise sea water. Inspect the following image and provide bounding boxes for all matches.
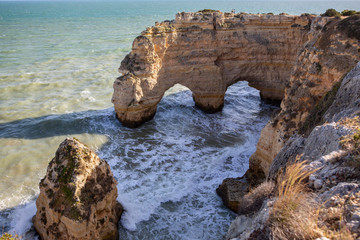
[1,1,359,239]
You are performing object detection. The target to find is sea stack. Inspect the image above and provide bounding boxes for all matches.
[33,138,123,240]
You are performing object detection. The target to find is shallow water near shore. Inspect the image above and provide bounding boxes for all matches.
[1,0,360,239]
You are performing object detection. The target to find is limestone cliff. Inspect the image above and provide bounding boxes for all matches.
[227,61,360,240]
[249,15,360,178]
[33,138,123,240]
[112,11,311,127]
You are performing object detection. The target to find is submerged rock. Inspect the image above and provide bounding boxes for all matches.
[33,138,123,240]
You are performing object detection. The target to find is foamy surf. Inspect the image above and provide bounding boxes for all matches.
[0,79,275,240]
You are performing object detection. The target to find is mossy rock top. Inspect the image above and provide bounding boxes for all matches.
[42,138,115,221]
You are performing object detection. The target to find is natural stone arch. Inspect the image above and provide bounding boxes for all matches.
[112,11,311,127]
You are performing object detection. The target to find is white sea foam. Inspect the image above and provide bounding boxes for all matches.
[9,201,37,238]
[0,52,274,240]
[92,82,276,239]
[2,1,359,238]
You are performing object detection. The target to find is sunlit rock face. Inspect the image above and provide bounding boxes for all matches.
[112,11,311,127]
[33,138,123,240]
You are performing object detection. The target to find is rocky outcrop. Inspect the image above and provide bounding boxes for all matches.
[216,177,249,212]
[226,61,360,240]
[249,15,360,177]
[33,138,123,240]
[112,11,312,127]
[226,200,272,240]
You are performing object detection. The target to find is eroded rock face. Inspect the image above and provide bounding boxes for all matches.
[33,138,123,240]
[227,60,360,240]
[112,12,311,127]
[250,15,360,177]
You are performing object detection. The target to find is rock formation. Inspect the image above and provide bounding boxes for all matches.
[112,11,312,127]
[226,59,360,240]
[111,11,360,239]
[33,138,123,240]
[249,15,360,178]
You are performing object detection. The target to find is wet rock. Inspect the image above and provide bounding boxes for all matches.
[216,177,249,213]
[33,138,123,240]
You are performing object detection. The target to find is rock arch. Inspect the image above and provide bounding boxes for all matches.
[112,11,311,127]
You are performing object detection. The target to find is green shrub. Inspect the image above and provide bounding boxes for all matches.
[197,9,219,13]
[322,8,341,17]
[341,9,358,16]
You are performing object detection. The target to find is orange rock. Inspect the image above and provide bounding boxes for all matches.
[112,12,311,127]
[33,138,123,240]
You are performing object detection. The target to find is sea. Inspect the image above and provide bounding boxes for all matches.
[0,0,359,239]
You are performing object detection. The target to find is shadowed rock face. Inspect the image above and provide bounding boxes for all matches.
[226,62,360,240]
[250,15,360,177]
[112,12,311,127]
[33,138,123,240]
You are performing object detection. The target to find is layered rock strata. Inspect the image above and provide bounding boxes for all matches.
[33,138,123,240]
[112,11,311,127]
[226,61,360,240]
[249,15,360,178]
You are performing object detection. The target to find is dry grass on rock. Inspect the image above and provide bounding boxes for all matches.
[238,181,275,215]
[268,160,357,240]
[269,161,320,239]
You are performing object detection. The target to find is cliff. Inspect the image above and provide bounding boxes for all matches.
[112,11,311,127]
[112,11,360,239]
[227,61,360,240]
[33,138,123,240]
[219,14,360,239]
[249,15,360,179]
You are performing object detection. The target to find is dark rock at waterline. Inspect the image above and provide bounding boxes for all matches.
[216,177,250,213]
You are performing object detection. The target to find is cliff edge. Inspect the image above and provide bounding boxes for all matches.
[112,11,311,127]
[249,15,360,179]
[226,60,360,240]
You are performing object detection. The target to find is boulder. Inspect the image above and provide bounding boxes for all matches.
[33,138,123,240]
[216,177,249,213]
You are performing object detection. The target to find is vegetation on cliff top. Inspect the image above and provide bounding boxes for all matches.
[322,8,360,17]
[197,9,220,13]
